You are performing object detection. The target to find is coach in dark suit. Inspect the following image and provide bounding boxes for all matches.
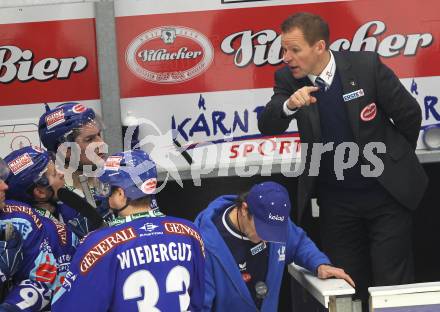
[258,12,428,307]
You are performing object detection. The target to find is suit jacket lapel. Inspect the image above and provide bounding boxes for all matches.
[333,51,361,142]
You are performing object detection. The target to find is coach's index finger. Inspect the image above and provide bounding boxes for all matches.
[303,86,319,104]
[305,86,320,94]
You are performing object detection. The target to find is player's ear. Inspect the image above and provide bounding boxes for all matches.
[240,202,250,217]
[33,185,47,200]
[117,187,126,199]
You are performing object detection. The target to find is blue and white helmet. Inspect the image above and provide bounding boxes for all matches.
[38,102,97,152]
[98,150,157,201]
[4,146,51,202]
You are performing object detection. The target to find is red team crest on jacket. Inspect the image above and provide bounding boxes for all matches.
[360,103,377,121]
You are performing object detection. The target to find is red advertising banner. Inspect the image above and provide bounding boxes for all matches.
[116,0,440,98]
[0,13,100,106]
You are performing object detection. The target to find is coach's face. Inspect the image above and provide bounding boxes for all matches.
[281,27,326,79]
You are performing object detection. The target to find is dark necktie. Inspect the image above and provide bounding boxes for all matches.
[315,77,327,92]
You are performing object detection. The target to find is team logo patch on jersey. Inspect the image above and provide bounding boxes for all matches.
[141,178,157,194]
[360,103,377,121]
[250,241,267,256]
[242,272,252,283]
[34,252,58,284]
[163,222,205,257]
[277,246,286,262]
[343,89,364,102]
[45,109,65,130]
[72,104,86,114]
[239,261,247,272]
[104,156,123,171]
[140,222,159,232]
[8,153,34,175]
[138,222,163,237]
[80,227,137,274]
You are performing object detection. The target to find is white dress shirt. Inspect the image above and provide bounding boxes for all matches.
[283,51,336,116]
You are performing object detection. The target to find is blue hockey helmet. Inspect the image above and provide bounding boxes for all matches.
[98,150,157,201]
[38,102,97,152]
[4,146,51,202]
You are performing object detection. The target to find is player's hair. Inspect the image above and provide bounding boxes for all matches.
[68,127,84,143]
[281,12,330,49]
[235,190,253,219]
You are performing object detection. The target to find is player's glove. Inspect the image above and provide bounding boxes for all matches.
[67,217,90,238]
[95,197,113,223]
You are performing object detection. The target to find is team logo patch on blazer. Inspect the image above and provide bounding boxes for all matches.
[360,103,377,121]
[343,89,364,102]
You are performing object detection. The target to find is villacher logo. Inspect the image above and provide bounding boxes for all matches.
[126,26,214,84]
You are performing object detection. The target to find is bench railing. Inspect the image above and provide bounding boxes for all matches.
[288,263,361,312]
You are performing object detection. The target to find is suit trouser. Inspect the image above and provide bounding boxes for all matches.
[318,191,414,308]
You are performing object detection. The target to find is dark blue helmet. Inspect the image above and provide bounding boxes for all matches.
[4,146,51,202]
[38,102,96,152]
[98,150,157,201]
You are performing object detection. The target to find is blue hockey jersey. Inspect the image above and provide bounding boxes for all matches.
[33,205,79,293]
[0,200,78,312]
[52,212,205,312]
[34,193,103,238]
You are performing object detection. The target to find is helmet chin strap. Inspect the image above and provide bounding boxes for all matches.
[46,187,57,205]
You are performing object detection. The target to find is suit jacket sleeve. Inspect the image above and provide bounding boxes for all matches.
[374,53,422,149]
[258,68,296,135]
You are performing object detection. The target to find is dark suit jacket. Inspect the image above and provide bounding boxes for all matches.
[258,51,428,222]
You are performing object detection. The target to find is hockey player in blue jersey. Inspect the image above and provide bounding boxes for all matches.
[4,146,92,237]
[0,157,61,311]
[38,102,111,219]
[0,161,23,293]
[1,147,82,311]
[52,150,205,312]
[0,201,60,312]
